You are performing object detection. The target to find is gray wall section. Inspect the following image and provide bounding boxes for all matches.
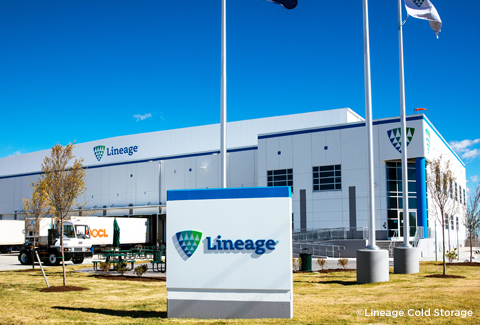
[348,186,356,228]
[300,189,306,231]
[328,239,367,258]
[167,299,292,319]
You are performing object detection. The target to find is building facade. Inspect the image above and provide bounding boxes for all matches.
[0,108,466,256]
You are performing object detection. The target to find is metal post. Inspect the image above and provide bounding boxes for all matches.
[363,0,378,250]
[35,250,49,288]
[220,0,227,188]
[398,0,411,248]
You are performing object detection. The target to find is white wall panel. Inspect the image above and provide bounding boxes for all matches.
[292,134,312,172]
[265,137,280,171]
[196,154,219,189]
[311,132,326,166]
[278,136,293,169]
[228,151,255,188]
[325,130,342,165]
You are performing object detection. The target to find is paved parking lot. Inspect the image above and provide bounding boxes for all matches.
[0,252,95,271]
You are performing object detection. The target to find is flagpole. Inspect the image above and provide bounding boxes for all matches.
[362,0,377,250]
[220,0,227,188]
[398,0,411,247]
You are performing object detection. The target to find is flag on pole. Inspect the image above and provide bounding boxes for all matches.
[264,0,298,10]
[405,0,442,38]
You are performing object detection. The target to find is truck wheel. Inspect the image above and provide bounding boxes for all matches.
[19,251,32,265]
[72,257,84,264]
[46,251,60,266]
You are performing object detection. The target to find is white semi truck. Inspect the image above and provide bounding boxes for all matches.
[19,218,93,266]
[0,220,25,253]
[18,216,150,265]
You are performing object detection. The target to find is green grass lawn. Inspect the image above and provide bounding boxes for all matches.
[0,262,478,324]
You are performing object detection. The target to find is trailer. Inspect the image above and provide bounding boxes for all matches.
[69,216,150,248]
[0,220,25,253]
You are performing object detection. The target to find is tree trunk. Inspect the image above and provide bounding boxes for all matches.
[61,217,66,286]
[470,231,473,263]
[32,237,36,270]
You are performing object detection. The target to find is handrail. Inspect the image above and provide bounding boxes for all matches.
[292,227,368,241]
[292,240,345,258]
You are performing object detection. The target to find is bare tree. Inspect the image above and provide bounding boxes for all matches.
[464,183,480,263]
[22,179,51,269]
[426,156,459,275]
[41,143,86,286]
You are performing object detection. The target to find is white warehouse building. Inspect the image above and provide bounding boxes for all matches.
[0,108,467,257]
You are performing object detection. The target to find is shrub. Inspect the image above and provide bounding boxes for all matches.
[445,248,458,263]
[337,258,349,269]
[292,257,302,271]
[99,262,110,274]
[114,262,128,276]
[317,257,326,270]
[134,264,149,277]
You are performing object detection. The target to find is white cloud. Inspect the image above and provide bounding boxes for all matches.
[462,148,480,160]
[449,138,480,160]
[8,151,22,157]
[449,139,480,153]
[133,113,152,122]
[471,175,479,183]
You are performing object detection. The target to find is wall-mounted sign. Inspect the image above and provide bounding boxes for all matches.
[93,144,139,162]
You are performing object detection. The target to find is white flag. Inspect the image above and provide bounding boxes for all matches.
[405,0,442,38]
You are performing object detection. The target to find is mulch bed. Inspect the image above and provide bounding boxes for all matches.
[425,274,466,279]
[40,286,89,293]
[445,262,480,266]
[94,274,166,282]
[294,268,355,274]
[318,268,355,274]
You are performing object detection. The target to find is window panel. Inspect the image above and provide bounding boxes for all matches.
[267,169,293,191]
[313,165,341,192]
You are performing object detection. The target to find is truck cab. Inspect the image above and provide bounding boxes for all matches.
[19,220,93,266]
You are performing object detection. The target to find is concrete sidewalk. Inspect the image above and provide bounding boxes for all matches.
[418,245,480,263]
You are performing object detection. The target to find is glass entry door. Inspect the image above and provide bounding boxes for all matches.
[388,210,417,238]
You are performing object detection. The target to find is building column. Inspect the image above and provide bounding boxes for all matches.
[415,157,428,239]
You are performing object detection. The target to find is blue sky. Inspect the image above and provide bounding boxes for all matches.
[0,0,478,191]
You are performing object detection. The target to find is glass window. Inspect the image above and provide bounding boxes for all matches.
[313,165,341,191]
[267,169,293,191]
[64,225,76,238]
[76,225,90,239]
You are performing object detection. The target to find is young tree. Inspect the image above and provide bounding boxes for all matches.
[22,179,51,269]
[426,156,459,275]
[41,143,86,286]
[464,183,480,263]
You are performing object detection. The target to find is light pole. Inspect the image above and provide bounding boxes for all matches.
[393,0,419,275]
[356,0,390,284]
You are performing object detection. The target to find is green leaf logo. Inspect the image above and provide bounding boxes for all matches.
[387,128,415,153]
[94,145,105,161]
[174,230,202,259]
